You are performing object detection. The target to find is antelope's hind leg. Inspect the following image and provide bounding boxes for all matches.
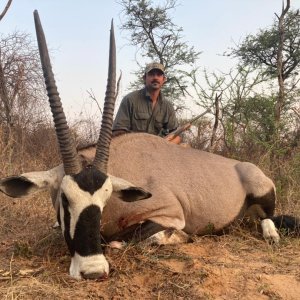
[237,162,280,243]
[245,202,280,244]
[261,218,280,244]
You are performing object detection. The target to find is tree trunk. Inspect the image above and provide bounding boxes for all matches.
[0,55,13,143]
[274,0,290,128]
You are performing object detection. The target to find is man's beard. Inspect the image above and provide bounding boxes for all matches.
[149,81,160,90]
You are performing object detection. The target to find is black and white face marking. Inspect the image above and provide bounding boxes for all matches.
[59,165,112,279]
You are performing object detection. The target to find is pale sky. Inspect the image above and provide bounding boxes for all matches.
[1,0,300,119]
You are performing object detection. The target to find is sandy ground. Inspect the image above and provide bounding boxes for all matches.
[0,193,299,300]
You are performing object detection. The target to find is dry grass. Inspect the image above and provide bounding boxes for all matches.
[0,191,299,299]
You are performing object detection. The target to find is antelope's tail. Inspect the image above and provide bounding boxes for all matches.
[270,215,300,236]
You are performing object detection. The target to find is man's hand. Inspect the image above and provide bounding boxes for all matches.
[164,134,181,144]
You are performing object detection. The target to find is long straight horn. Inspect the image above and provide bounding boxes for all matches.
[34,10,81,175]
[93,20,116,173]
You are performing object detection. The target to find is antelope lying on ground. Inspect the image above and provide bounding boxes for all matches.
[0,11,299,280]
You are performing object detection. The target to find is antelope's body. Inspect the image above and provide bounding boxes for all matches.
[78,133,275,238]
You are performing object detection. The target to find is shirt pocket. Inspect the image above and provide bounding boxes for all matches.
[154,112,165,132]
[133,111,150,131]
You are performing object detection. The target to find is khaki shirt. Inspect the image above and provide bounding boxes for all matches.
[113,88,178,136]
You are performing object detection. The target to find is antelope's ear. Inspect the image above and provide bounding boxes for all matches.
[109,175,152,202]
[0,166,64,198]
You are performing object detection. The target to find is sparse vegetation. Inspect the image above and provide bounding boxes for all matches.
[0,0,299,298]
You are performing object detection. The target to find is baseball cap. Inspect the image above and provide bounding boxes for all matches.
[144,62,165,74]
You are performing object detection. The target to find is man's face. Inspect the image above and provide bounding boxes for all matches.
[144,69,166,91]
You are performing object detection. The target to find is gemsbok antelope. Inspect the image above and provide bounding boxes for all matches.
[0,11,299,280]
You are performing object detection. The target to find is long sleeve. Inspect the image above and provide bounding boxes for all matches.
[112,97,132,132]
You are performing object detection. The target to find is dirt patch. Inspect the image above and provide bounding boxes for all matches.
[0,194,299,299]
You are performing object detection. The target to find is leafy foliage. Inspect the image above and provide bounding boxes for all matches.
[228,11,300,81]
[119,0,200,110]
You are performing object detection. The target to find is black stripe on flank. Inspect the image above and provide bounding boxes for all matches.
[104,220,166,243]
[73,205,102,256]
[73,165,108,195]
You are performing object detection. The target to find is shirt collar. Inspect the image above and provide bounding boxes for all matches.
[143,87,164,103]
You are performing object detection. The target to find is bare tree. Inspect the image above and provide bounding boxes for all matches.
[0,31,47,142]
[275,0,290,125]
